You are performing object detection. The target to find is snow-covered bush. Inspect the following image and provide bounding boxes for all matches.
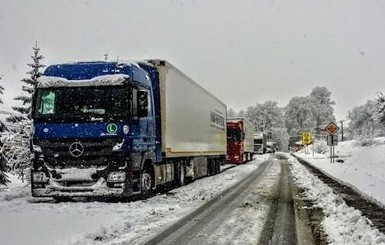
[313,139,328,154]
[375,92,385,126]
[0,120,32,182]
[0,140,10,186]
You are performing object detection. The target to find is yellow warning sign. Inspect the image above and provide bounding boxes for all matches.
[302,131,312,145]
[325,122,339,135]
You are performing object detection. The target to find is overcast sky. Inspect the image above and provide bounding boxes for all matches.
[1,0,385,120]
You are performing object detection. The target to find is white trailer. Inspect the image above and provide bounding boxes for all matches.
[154,61,227,157]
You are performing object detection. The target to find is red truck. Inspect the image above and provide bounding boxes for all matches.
[226,118,255,164]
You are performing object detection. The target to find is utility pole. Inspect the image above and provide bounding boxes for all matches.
[340,120,344,142]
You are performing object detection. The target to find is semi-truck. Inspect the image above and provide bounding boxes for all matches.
[30,60,227,198]
[226,118,255,164]
[253,132,267,154]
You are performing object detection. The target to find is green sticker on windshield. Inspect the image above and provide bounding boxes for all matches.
[107,123,118,133]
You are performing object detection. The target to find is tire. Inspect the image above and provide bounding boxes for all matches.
[215,160,220,174]
[54,196,72,202]
[178,164,185,186]
[140,168,153,199]
[208,160,213,176]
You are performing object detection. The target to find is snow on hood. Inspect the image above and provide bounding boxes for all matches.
[37,74,130,88]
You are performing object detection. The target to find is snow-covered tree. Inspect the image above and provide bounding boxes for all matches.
[3,43,44,181]
[227,108,236,118]
[8,43,45,122]
[375,92,385,125]
[245,100,289,150]
[284,96,317,136]
[347,100,384,145]
[0,130,10,186]
[1,121,32,182]
[0,75,4,104]
[237,109,245,117]
[310,86,336,128]
[0,76,10,185]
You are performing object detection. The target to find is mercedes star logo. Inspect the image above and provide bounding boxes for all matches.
[69,142,84,157]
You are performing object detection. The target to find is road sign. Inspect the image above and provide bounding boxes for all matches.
[325,122,340,135]
[327,135,338,146]
[302,131,312,145]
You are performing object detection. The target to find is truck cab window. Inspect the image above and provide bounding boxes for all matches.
[38,91,56,114]
[138,90,149,117]
[132,88,138,118]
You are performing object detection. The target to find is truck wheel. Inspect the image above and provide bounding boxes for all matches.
[140,169,153,199]
[178,164,185,186]
[217,160,221,174]
[54,196,72,202]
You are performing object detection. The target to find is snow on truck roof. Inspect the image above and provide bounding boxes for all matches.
[37,74,131,88]
[39,61,152,87]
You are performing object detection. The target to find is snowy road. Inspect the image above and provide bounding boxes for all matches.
[145,158,281,245]
[1,155,277,245]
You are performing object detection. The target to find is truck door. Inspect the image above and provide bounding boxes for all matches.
[136,88,156,152]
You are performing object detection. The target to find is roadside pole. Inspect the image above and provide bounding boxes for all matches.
[328,136,333,163]
[302,131,312,156]
[312,139,314,158]
[325,122,340,163]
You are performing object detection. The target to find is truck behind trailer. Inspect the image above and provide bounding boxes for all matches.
[253,132,267,154]
[226,118,255,164]
[30,60,227,199]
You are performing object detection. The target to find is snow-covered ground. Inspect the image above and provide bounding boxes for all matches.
[2,138,385,245]
[294,137,385,206]
[0,155,270,245]
[290,137,385,244]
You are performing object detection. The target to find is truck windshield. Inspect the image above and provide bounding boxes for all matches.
[33,86,129,122]
[227,128,242,141]
[254,138,263,144]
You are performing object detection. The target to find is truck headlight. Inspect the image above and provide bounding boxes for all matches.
[123,125,130,135]
[32,172,48,183]
[112,139,125,152]
[32,144,43,154]
[107,172,126,182]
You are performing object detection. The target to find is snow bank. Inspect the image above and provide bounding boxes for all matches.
[288,154,385,245]
[295,137,385,206]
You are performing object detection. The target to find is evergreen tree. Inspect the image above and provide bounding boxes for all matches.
[3,43,44,181]
[0,76,10,185]
[8,43,45,122]
[0,75,4,104]
[375,92,385,125]
[0,134,10,186]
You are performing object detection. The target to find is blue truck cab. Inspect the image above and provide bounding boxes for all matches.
[31,61,162,198]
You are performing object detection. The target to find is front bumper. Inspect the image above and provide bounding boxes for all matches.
[32,177,131,197]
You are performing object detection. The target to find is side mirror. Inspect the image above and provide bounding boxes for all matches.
[137,90,148,117]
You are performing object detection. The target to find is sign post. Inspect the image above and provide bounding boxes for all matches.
[325,122,339,163]
[302,131,312,155]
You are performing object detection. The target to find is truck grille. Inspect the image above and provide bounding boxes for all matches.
[34,137,122,167]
